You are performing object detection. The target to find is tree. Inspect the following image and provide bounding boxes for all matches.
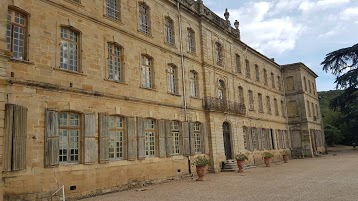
[324,124,343,146]
[321,43,358,145]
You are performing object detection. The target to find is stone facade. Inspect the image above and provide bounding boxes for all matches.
[0,0,325,200]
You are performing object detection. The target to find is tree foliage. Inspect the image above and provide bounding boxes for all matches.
[321,43,358,89]
[321,43,358,145]
[324,124,343,146]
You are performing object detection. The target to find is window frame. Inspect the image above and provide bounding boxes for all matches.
[266,96,271,114]
[258,93,263,113]
[190,70,199,98]
[255,64,260,82]
[263,68,268,86]
[139,2,151,34]
[238,86,244,105]
[141,55,154,89]
[105,0,121,21]
[164,17,175,45]
[59,26,81,72]
[167,64,178,94]
[7,7,29,61]
[107,42,124,82]
[218,80,226,100]
[171,121,180,155]
[215,42,223,66]
[271,72,275,88]
[248,90,254,111]
[274,98,279,116]
[235,54,241,73]
[187,28,196,53]
[108,115,126,160]
[245,59,250,79]
[58,111,82,164]
[144,118,156,157]
[193,122,202,153]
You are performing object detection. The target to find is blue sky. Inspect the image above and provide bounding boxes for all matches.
[204,0,358,91]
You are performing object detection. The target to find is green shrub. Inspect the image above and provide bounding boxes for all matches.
[262,152,274,158]
[191,156,211,167]
[235,153,248,161]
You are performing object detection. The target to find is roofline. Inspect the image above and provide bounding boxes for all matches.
[281,62,319,78]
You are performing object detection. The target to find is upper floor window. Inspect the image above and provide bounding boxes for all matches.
[108,43,123,81]
[144,119,156,156]
[60,27,80,72]
[286,76,295,91]
[274,98,279,116]
[266,96,271,114]
[248,90,254,110]
[315,104,319,118]
[255,64,260,82]
[167,65,178,94]
[218,80,226,100]
[190,71,198,98]
[215,42,223,66]
[311,102,315,118]
[108,116,124,159]
[258,93,263,113]
[7,8,28,60]
[308,80,312,93]
[281,100,285,117]
[187,28,196,53]
[303,76,307,91]
[171,121,180,155]
[238,86,244,104]
[194,122,202,153]
[139,2,150,34]
[307,100,311,117]
[245,60,250,78]
[59,112,81,163]
[264,68,268,86]
[277,76,282,91]
[271,72,275,88]
[165,17,175,45]
[236,54,241,73]
[106,0,120,20]
[141,55,153,89]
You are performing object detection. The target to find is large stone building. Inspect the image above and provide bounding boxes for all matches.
[0,0,325,200]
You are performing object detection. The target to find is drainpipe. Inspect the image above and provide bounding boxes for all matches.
[177,0,191,174]
[281,68,290,150]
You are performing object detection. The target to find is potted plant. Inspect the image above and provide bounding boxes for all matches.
[282,150,290,163]
[192,156,211,181]
[235,153,248,173]
[262,152,274,167]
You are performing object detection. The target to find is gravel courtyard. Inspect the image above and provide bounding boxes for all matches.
[81,147,357,201]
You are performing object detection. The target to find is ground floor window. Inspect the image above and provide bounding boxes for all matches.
[59,112,81,163]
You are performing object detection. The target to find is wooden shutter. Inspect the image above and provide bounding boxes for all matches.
[137,117,146,160]
[189,122,195,156]
[4,104,28,171]
[182,122,190,156]
[98,114,109,163]
[165,120,172,157]
[256,128,262,150]
[44,109,59,168]
[268,130,273,149]
[247,127,254,151]
[202,122,210,155]
[178,121,184,155]
[84,113,96,164]
[158,120,166,158]
[127,117,137,161]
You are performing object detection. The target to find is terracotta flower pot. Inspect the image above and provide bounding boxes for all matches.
[264,157,272,167]
[196,166,207,181]
[282,155,289,163]
[236,160,246,173]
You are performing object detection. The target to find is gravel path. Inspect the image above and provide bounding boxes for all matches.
[81,147,358,201]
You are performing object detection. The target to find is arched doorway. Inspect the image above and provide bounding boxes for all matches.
[223,122,232,160]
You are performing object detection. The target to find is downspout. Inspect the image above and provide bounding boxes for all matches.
[177,0,191,174]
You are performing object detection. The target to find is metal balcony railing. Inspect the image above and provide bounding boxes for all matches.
[202,97,246,115]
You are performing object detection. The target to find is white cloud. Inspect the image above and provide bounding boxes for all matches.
[299,0,350,12]
[340,7,358,20]
[226,2,304,55]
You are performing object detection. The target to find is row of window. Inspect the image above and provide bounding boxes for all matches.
[243,127,290,152]
[214,47,282,91]
[217,79,285,116]
[57,112,205,164]
[7,0,197,61]
[7,7,199,97]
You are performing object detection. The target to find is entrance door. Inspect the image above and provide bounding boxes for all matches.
[223,122,232,160]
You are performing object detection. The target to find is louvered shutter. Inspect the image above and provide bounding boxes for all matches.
[189,122,195,156]
[202,122,209,154]
[165,120,172,157]
[127,117,137,161]
[158,120,166,158]
[84,113,96,164]
[44,109,59,168]
[98,114,109,163]
[137,118,146,160]
[182,122,190,156]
